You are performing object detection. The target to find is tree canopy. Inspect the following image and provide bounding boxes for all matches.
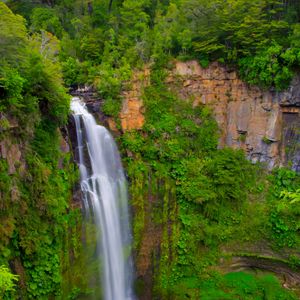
[6,0,300,90]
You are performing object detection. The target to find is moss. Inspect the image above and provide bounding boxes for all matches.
[239,132,247,142]
[262,136,273,144]
[0,159,12,204]
[0,116,83,299]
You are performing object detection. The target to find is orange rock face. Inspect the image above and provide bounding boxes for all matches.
[119,68,149,131]
[120,97,145,131]
[120,61,300,169]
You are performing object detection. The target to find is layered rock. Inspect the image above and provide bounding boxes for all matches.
[120,61,300,170]
[120,68,149,131]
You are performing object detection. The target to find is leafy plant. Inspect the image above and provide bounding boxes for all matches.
[0,265,18,299]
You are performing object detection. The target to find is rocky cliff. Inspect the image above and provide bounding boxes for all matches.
[120,61,300,171]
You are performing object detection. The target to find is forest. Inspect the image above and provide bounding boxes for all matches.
[1,0,300,299]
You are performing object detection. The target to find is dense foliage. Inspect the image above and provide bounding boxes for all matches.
[120,68,300,299]
[2,0,300,299]
[6,0,300,91]
[0,3,82,299]
[0,265,18,298]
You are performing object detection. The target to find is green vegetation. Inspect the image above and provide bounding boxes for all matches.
[119,69,300,299]
[0,265,19,299]
[0,3,83,299]
[198,272,297,300]
[1,0,300,299]
[6,0,300,97]
[268,169,300,248]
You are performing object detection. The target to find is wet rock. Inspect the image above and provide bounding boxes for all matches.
[282,111,300,172]
[0,139,23,174]
[277,75,300,107]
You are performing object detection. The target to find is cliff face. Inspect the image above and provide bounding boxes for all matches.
[0,112,84,299]
[120,61,300,171]
[120,68,149,131]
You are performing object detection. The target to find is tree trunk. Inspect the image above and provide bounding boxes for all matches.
[108,0,113,12]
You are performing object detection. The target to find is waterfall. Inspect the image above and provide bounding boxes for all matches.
[71,97,134,300]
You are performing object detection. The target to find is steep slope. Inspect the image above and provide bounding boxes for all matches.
[120,61,300,170]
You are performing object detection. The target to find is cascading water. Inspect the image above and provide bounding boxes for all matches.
[71,97,134,300]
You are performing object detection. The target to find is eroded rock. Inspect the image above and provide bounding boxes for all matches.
[120,61,300,170]
[119,68,149,131]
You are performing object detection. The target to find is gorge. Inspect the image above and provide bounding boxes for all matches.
[1,1,300,300]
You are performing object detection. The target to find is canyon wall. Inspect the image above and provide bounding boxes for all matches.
[120,61,300,171]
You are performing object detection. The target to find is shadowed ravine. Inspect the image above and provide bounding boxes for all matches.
[71,97,135,300]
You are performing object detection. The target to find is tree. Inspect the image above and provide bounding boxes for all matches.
[108,0,113,12]
[186,0,290,61]
[0,2,28,65]
[30,7,63,37]
[238,42,297,90]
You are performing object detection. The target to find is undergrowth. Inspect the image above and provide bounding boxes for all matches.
[120,66,300,299]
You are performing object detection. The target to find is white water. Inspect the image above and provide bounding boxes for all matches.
[71,97,134,300]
